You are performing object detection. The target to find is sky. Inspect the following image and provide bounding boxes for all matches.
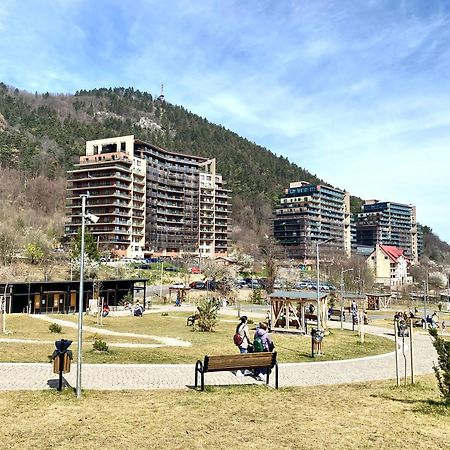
[1,0,450,242]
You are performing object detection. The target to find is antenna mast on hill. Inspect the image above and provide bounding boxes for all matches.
[156,82,165,102]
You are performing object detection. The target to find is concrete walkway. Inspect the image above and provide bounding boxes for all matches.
[0,320,437,391]
[31,314,192,347]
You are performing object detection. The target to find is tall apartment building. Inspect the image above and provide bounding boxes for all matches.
[355,200,418,263]
[273,181,351,261]
[66,135,231,258]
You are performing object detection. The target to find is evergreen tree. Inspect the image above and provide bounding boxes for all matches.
[70,228,100,261]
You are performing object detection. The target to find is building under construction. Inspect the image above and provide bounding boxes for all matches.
[66,135,231,258]
[273,181,351,261]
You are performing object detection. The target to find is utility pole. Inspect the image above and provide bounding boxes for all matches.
[76,195,87,399]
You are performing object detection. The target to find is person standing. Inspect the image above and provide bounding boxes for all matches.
[253,322,274,381]
[234,316,252,377]
[235,316,251,354]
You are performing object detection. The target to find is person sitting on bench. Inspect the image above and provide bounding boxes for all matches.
[134,302,143,317]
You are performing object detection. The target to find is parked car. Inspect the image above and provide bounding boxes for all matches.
[247,279,263,289]
[189,281,206,289]
[170,282,187,289]
[134,262,152,270]
[145,257,161,263]
[164,266,178,272]
[204,280,217,291]
[189,267,202,274]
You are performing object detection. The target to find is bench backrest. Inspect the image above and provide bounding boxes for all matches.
[204,352,277,372]
[304,313,317,320]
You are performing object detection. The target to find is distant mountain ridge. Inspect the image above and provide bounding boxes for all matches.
[0,84,327,202]
[0,82,448,261]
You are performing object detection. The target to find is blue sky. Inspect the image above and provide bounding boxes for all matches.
[1,0,450,242]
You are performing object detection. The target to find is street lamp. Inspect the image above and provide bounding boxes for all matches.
[340,268,353,330]
[76,194,99,399]
[316,237,335,329]
[423,270,429,330]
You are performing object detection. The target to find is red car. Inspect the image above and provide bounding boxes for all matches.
[189,267,202,274]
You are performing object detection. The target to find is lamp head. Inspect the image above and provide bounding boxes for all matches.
[86,213,100,223]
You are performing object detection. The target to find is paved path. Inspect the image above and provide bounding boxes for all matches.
[31,314,191,347]
[0,321,437,391]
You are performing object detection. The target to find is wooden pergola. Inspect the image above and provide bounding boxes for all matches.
[366,293,391,310]
[269,290,329,334]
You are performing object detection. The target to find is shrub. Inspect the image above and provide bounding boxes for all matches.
[92,338,109,353]
[429,328,450,400]
[195,297,221,332]
[328,295,336,309]
[48,323,62,333]
[118,292,133,306]
[249,289,265,305]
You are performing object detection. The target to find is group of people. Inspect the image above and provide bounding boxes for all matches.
[234,316,274,381]
[123,301,144,317]
[393,309,447,332]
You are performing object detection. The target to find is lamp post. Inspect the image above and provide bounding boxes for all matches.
[340,268,353,330]
[76,194,99,399]
[316,237,334,329]
[423,270,429,329]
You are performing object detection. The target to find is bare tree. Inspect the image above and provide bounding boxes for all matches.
[0,225,18,266]
[258,235,285,293]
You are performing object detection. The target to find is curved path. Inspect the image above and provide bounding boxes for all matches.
[0,318,437,391]
[31,314,191,347]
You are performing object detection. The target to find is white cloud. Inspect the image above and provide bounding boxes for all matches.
[0,0,450,241]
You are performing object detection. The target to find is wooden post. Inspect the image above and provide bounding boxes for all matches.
[409,318,414,385]
[286,301,290,331]
[394,320,400,386]
[301,304,305,332]
[360,311,365,344]
[100,297,104,326]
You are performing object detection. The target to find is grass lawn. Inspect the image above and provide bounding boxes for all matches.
[0,313,394,364]
[0,376,448,449]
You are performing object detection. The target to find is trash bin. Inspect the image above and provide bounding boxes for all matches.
[51,339,73,391]
[397,320,409,338]
[311,328,324,357]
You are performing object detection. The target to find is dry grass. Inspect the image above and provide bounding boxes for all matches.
[0,376,448,449]
[0,313,393,364]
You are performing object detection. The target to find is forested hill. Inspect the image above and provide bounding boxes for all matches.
[1,83,449,261]
[0,83,326,204]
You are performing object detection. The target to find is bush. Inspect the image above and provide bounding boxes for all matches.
[92,338,109,353]
[429,328,450,400]
[195,297,221,332]
[249,289,266,305]
[118,292,133,306]
[48,323,62,333]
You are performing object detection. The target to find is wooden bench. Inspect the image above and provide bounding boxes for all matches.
[195,352,278,391]
[328,309,345,321]
[304,313,317,322]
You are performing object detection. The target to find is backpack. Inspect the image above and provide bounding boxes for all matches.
[233,332,244,347]
[253,336,264,352]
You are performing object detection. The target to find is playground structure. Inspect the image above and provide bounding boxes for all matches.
[269,290,329,333]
